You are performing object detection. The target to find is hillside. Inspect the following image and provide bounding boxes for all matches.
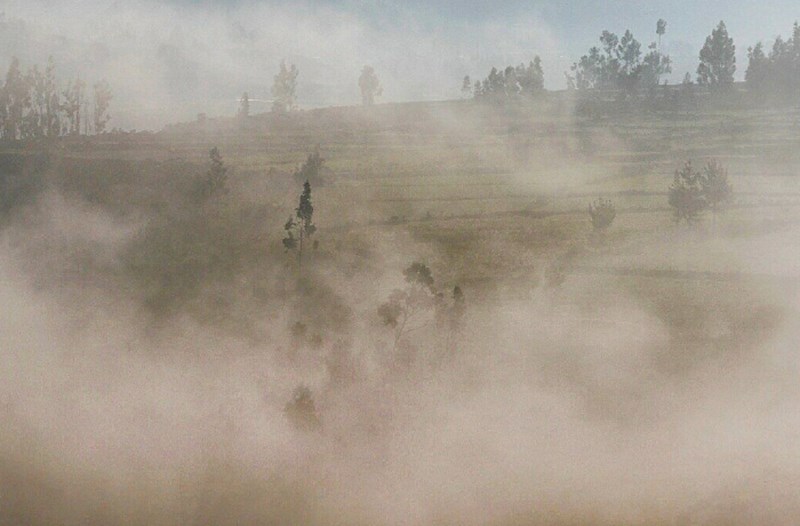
[2,96,800,524]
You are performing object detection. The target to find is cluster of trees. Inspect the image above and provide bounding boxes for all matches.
[378,262,465,358]
[697,22,736,88]
[567,20,740,93]
[0,56,112,140]
[583,160,733,234]
[746,22,800,100]
[668,160,733,225]
[457,18,750,101]
[273,180,466,432]
[467,58,545,102]
[568,20,672,93]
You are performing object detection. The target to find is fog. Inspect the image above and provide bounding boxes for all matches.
[1,0,796,129]
[2,2,800,525]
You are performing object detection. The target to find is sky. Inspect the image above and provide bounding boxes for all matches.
[0,0,797,129]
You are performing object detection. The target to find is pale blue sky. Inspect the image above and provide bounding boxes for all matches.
[2,0,797,127]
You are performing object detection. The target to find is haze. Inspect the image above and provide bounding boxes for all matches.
[1,1,800,525]
[0,0,798,128]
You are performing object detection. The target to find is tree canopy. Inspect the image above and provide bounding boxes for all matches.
[570,24,671,93]
[746,22,800,101]
[697,21,736,87]
[474,58,544,102]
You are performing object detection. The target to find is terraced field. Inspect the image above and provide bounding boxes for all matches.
[27,98,798,304]
[4,97,800,525]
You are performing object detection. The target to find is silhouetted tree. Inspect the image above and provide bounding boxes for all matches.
[700,160,733,227]
[2,58,29,140]
[669,161,707,224]
[200,147,228,199]
[570,45,605,90]
[44,57,60,138]
[697,21,736,88]
[238,91,250,118]
[475,59,544,102]
[615,30,644,93]
[22,65,44,139]
[572,24,670,94]
[271,60,298,113]
[571,29,647,93]
[358,65,382,106]
[378,262,438,353]
[293,149,325,187]
[461,75,472,97]
[93,80,112,134]
[657,19,667,49]
[746,23,800,101]
[745,42,769,92]
[642,20,672,88]
[283,180,316,269]
[62,77,85,135]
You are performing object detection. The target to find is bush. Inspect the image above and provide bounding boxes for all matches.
[669,161,707,224]
[588,197,616,231]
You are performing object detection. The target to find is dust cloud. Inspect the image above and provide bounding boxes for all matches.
[2,2,800,526]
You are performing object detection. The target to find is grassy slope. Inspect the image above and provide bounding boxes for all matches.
[2,96,799,340]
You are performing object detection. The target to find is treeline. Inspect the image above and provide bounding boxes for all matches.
[569,20,672,93]
[746,22,800,101]
[0,56,112,141]
[463,58,545,102]
[460,19,800,106]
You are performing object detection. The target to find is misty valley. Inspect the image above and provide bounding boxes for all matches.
[2,5,800,526]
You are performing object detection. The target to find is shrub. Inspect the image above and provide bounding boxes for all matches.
[669,161,707,224]
[588,197,616,231]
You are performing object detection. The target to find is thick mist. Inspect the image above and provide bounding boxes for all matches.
[2,2,800,525]
[1,104,800,525]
